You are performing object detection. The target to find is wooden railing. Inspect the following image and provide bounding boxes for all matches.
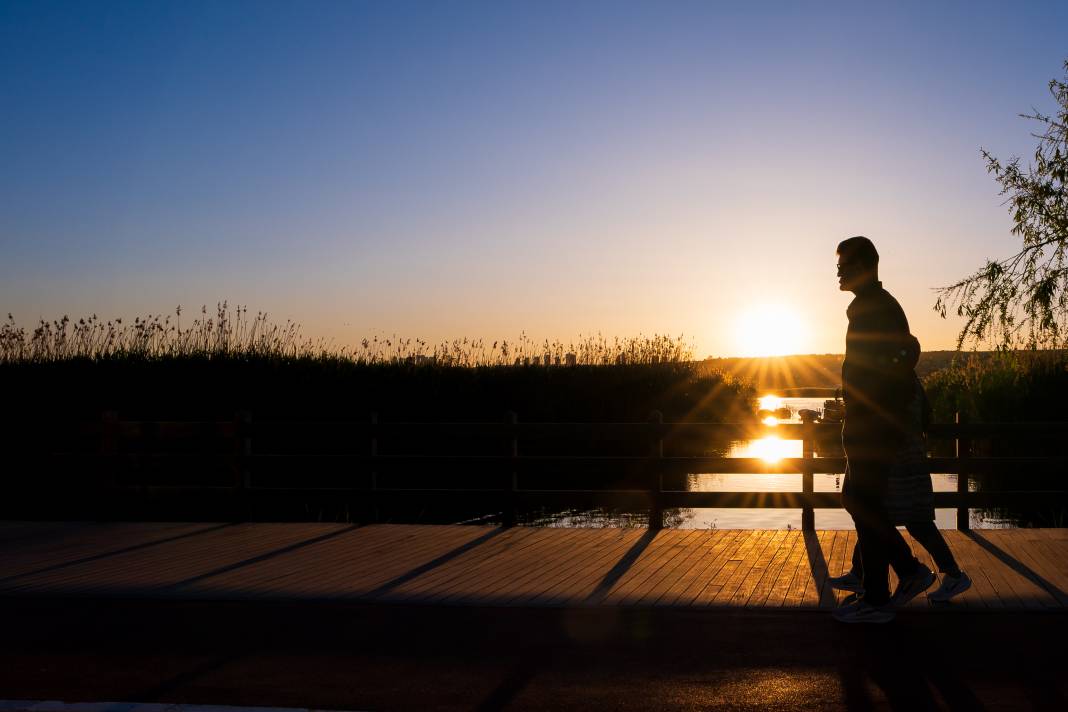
[50,411,1068,531]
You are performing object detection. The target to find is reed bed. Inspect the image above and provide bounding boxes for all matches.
[0,304,754,424]
[924,349,1068,423]
[1,303,694,367]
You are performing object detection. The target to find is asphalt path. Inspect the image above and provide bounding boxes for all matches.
[1,599,1065,711]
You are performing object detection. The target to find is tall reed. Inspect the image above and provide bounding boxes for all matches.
[1,303,695,367]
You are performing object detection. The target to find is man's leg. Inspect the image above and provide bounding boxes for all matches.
[905,520,962,576]
[849,493,922,605]
[848,492,893,605]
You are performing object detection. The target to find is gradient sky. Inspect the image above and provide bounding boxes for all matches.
[3,1,1067,357]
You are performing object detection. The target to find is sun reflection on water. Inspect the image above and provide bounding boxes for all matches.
[758,394,783,411]
[731,435,800,464]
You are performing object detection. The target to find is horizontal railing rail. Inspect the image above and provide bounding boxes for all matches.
[10,411,1068,530]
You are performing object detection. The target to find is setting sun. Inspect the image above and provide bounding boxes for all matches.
[732,304,806,357]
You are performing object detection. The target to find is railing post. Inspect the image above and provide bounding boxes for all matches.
[234,410,252,521]
[955,411,970,530]
[648,410,664,531]
[801,418,815,531]
[503,411,518,527]
[370,412,379,524]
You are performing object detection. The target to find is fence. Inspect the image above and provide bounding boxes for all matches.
[50,411,1068,530]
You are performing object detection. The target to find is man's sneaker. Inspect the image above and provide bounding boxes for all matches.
[827,570,865,593]
[891,564,936,605]
[928,571,972,602]
[832,599,896,624]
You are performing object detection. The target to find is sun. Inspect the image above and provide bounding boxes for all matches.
[732,304,805,357]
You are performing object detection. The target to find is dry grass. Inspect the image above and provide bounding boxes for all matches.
[1,303,695,367]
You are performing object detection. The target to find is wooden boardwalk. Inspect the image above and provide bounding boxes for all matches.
[1,522,1066,610]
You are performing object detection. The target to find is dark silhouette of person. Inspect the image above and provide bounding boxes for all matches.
[831,236,936,623]
[830,354,972,603]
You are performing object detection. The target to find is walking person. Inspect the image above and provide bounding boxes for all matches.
[829,373,972,603]
[830,236,938,623]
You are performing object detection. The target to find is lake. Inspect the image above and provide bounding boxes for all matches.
[540,396,1004,530]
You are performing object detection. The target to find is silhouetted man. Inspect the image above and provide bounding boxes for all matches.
[831,236,935,623]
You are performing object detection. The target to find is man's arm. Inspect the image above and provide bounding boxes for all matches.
[845,296,914,427]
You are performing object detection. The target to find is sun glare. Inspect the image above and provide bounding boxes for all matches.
[739,436,797,464]
[733,304,805,357]
[758,394,783,411]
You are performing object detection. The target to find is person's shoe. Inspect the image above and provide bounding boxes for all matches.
[837,591,862,607]
[827,570,865,593]
[928,571,972,602]
[832,599,896,624]
[891,564,936,605]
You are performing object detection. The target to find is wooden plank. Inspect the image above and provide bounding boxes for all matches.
[744,530,803,608]
[236,524,487,599]
[540,529,656,606]
[391,527,569,603]
[793,530,828,609]
[691,530,768,607]
[610,529,704,605]
[945,530,1000,609]
[1,523,326,596]
[983,530,1063,608]
[531,528,659,606]
[432,527,593,605]
[672,530,754,607]
[596,531,676,604]
[336,526,536,601]
[825,528,852,607]
[727,529,791,607]
[714,530,779,606]
[0,522,218,576]
[649,530,734,607]
[1021,530,1068,583]
[181,523,414,597]
[967,531,1037,610]
[604,530,701,605]
[935,528,982,609]
[800,530,837,609]
[132,523,358,598]
[632,530,719,606]
[90,523,354,598]
[339,525,523,597]
[957,531,1012,609]
[768,530,811,607]
[4,523,1066,610]
[488,527,637,606]
[47,523,356,598]
[439,527,599,605]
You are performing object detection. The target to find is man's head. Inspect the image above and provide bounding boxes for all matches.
[836,235,879,293]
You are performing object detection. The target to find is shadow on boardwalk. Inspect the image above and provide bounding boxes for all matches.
[1,599,1065,711]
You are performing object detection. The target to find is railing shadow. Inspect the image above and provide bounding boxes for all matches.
[803,529,838,609]
[365,526,507,599]
[166,524,360,592]
[0,523,234,586]
[584,529,658,605]
[963,530,1068,604]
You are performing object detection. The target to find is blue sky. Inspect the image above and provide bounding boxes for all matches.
[2,1,1067,356]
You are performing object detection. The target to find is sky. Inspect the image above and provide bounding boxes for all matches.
[2,0,1067,358]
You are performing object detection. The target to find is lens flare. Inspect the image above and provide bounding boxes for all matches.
[758,394,783,411]
[737,435,797,464]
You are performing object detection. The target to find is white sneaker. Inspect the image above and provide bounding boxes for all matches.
[832,599,896,624]
[827,570,865,593]
[928,571,972,602]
